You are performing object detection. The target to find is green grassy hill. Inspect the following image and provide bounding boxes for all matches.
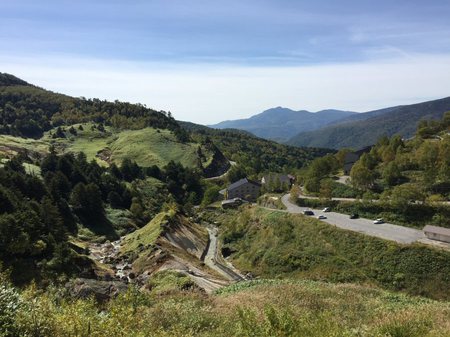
[0,124,215,171]
[47,124,214,169]
[217,206,450,300]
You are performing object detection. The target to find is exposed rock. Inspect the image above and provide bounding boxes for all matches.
[67,278,128,301]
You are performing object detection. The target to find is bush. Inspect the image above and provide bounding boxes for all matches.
[0,279,22,337]
[220,207,450,300]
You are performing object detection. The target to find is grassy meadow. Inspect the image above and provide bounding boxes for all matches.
[50,124,214,168]
[0,123,214,169]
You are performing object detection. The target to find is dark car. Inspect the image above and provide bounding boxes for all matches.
[303,210,314,216]
[349,213,359,219]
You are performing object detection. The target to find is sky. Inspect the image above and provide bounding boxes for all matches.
[1,0,450,124]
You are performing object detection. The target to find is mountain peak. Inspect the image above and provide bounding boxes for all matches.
[209,107,356,141]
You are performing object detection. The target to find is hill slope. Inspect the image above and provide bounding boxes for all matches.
[219,207,450,300]
[0,72,180,139]
[209,107,357,141]
[0,73,233,176]
[287,96,450,149]
[181,121,334,173]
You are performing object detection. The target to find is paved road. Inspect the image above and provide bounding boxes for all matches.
[205,160,237,181]
[281,194,425,244]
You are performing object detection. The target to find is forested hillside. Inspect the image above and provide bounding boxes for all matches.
[288,96,450,149]
[0,149,205,284]
[0,72,185,140]
[181,121,333,176]
[297,111,450,228]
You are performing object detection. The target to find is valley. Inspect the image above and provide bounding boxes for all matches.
[0,73,450,336]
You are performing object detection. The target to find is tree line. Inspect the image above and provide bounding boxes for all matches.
[0,79,189,141]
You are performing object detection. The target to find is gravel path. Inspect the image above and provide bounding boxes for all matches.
[204,226,245,281]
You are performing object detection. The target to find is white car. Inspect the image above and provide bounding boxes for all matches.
[322,207,331,212]
[317,215,327,220]
[373,218,384,224]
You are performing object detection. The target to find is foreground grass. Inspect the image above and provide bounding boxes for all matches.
[219,206,450,300]
[3,277,450,337]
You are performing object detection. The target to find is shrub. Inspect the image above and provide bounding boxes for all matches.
[0,279,22,337]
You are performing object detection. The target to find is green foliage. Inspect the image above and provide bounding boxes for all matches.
[147,270,196,295]
[121,212,171,254]
[186,125,333,176]
[388,184,425,210]
[302,154,338,193]
[288,98,450,149]
[416,112,450,139]
[48,125,214,170]
[221,207,450,300]
[201,184,222,207]
[297,197,450,229]
[350,153,376,191]
[0,277,23,337]
[383,161,402,186]
[227,165,248,183]
[2,276,450,336]
[257,194,285,210]
[70,183,105,219]
[0,75,181,138]
[330,181,359,198]
[163,160,203,206]
[319,179,333,199]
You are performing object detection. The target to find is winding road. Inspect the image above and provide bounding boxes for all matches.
[281,194,425,244]
[204,226,245,281]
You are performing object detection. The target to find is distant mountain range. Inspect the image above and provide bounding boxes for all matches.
[210,97,450,149]
[209,107,357,141]
[287,97,450,149]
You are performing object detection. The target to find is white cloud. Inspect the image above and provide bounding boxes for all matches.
[1,53,450,124]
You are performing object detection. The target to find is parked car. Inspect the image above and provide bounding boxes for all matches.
[317,215,327,220]
[303,210,314,216]
[349,213,359,219]
[373,218,384,224]
[322,207,331,212]
[221,198,246,209]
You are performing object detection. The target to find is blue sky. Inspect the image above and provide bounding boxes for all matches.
[1,0,450,123]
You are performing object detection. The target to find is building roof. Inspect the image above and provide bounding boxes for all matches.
[423,225,450,236]
[354,145,373,156]
[344,146,373,165]
[227,178,261,191]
